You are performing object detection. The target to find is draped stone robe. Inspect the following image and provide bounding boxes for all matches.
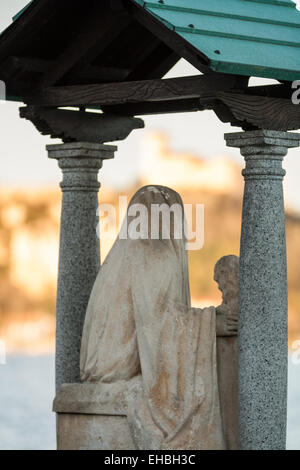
[80,185,228,450]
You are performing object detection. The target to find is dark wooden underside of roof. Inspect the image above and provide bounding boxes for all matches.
[0,0,183,95]
[0,0,299,132]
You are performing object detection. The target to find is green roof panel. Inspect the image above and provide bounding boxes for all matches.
[133,0,300,80]
[12,1,33,22]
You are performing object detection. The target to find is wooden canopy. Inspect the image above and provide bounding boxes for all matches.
[0,0,300,131]
[132,0,300,81]
[0,0,182,96]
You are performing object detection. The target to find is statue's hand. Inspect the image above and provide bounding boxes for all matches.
[216,304,238,337]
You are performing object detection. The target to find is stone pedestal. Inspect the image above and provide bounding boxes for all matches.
[225,130,300,450]
[47,142,116,390]
[53,383,136,450]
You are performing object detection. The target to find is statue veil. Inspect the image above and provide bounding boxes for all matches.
[80,185,225,450]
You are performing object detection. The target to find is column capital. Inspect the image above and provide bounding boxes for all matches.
[47,142,117,163]
[47,142,117,192]
[225,130,300,150]
[225,130,300,181]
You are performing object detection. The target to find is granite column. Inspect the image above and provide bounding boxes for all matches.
[47,142,116,390]
[225,130,300,450]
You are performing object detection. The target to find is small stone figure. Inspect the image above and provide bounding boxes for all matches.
[215,255,239,337]
[214,255,239,450]
[80,185,239,450]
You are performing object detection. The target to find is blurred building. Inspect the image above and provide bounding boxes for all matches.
[0,132,300,353]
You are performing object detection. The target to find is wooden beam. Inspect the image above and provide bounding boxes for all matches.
[3,56,49,76]
[246,84,293,100]
[120,30,161,79]
[99,84,292,116]
[24,73,240,107]
[0,56,131,93]
[72,65,131,83]
[101,98,205,116]
[2,56,130,83]
[212,101,255,131]
[128,0,211,74]
[20,106,144,143]
[0,0,55,62]
[217,91,300,131]
[126,44,179,81]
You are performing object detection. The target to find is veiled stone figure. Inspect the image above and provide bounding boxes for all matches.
[80,185,238,450]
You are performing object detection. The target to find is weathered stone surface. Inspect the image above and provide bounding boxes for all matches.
[54,381,137,450]
[53,381,130,415]
[78,186,242,450]
[53,247,240,451]
[225,130,300,450]
[80,186,226,450]
[53,186,241,451]
[48,142,116,390]
[57,414,135,450]
[214,255,239,450]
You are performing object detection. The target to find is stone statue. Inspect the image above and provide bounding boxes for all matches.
[214,255,239,450]
[80,185,239,450]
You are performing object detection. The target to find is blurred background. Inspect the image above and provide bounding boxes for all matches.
[0,0,300,450]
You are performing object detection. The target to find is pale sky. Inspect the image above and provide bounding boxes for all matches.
[1,1,300,212]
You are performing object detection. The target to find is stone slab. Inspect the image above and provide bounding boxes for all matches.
[57,414,136,450]
[53,382,128,416]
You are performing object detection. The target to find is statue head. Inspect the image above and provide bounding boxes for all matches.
[214,255,239,305]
